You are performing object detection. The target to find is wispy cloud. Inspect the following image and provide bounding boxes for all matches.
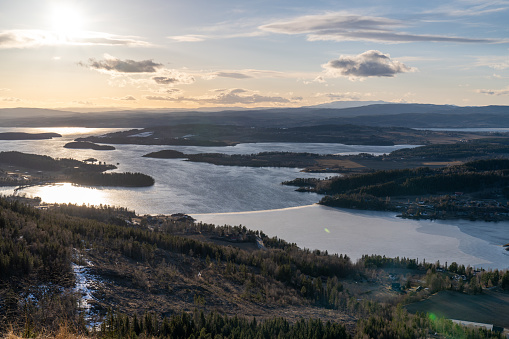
[322,50,417,80]
[477,86,509,96]
[316,92,363,100]
[117,95,137,101]
[145,88,297,105]
[168,35,207,42]
[80,55,196,93]
[0,96,22,102]
[426,0,509,17]
[201,69,307,80]
[474,55,509,69]
[152,72,196,85]
[153,77,180,84]
[80,55,163,73]
[259,12,503,43]
[167,31,264,43]
[213,72,253,79]
[0,30,150,49]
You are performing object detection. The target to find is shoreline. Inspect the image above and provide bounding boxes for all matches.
[192,204,509,270]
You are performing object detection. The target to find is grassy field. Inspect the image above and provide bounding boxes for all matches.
[405,289,509,328]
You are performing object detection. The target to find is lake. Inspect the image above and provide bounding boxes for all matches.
[0,127,507,269]
[0,127,414,213]
[192,205,509,270]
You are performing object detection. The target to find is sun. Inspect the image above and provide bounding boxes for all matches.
[50,5,84,37]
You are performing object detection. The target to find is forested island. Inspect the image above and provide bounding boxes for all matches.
[1,196,508,338]
[143,150,354,172]
[64,141,116,150]
[70,171,154,187]
[143,137,509,175]
[0,132,61,140]
[0,151,154,188]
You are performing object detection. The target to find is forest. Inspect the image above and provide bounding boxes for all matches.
[387,138,509,160]
[1,196,508,338]
[284,158,509,220]
[0,151,154,188]
[0,151,115,172]
[143,137,509,175]
[63,142,115,151]
[78,123,499,147]
[69,172,155,187]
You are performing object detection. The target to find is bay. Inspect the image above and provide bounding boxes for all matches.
[0,127,413,214]
[1,127,506,270]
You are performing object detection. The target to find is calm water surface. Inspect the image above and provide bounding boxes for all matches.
[1,127,507,269]
[0,127,414,214]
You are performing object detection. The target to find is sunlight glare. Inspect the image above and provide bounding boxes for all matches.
[33,183,106,206]
[50,5,84,37]
[35,127,100,136]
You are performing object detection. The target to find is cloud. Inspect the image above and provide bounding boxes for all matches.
[145,88,296,105]
[214,72,253,79]
[152,71,195,85]
[477,87,509,96]
[81,56,196,91]
[319,92,362,100]
[72,100,95,106]
[261,13,399,34]
[168,35,206,42]
[80,56,163,73]
[0,96,21,102]
[474,56,509,70]
[119,95,137,101]
[153,77,179,84]
[259,12,502,44]
[0,30,150,49]
[322,50,417,80]
[426,1,509,17]
[202,69,292,80]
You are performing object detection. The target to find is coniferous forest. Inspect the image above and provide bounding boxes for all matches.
[0,196,507,338]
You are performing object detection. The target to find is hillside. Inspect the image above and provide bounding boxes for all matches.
[0,197,507,338]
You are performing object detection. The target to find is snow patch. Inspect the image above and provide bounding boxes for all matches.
[73,253,102,329]
[128,131,154,138]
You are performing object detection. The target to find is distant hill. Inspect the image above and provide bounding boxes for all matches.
[1,104,509,128]
[304,100,392,109]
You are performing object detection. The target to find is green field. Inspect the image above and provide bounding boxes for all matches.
[405,290,509,328]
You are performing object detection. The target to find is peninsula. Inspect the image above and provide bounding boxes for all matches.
[77,123,497,147]
[0,132,61,140]
[0,151,153,187]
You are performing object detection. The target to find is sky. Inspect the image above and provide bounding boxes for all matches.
[0,0,508,110]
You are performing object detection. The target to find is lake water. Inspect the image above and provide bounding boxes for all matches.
[193,205,509,270]
[0,127,414,213]
[0,127,507,269]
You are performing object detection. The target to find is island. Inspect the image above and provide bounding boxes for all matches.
[0,132,61,140]
[143,137,509,174]
[142,139,509,221]
[143,150,353,172]
[0,151,154,187]
[64,141,116,150]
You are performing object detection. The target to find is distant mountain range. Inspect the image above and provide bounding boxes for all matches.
[1,102,509,128]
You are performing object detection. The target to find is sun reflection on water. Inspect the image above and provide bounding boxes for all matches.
[33,127,102,136]
[31,183,107,205]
